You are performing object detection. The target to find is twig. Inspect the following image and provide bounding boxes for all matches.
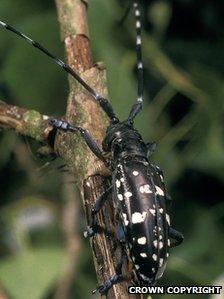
[0,102,51,142]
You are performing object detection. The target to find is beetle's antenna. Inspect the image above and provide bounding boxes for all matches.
[0,21,118,123]
[127,1,144,123]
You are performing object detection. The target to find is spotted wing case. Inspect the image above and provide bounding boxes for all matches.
[113,158,170,284]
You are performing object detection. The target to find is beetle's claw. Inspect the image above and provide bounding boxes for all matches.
[83,226,97,238]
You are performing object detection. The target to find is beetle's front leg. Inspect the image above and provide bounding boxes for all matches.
[84,185,112,238]
[49,118,108,165]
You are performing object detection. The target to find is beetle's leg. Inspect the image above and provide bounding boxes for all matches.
[84,186,112,238]
[115,225,126,243]
[93,273,124,295]
[92,245,125,295]
[146,142,156,156]
[49,119,108,165]
[169,227,184,247]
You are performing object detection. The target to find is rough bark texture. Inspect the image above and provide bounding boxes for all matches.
[0,102,51,142]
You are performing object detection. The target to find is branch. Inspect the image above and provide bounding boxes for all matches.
[54,0,139,298]
[0,102,51,142]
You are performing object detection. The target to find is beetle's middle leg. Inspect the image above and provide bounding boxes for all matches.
[84,185,112,238]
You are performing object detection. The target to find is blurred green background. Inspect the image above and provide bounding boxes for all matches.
[0,0,224,298]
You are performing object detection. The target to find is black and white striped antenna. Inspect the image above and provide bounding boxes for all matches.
[0,20,118,123]
[127,1,144,123]
[0,1,143,124]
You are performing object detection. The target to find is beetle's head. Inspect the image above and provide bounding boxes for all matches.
[102,121,133,152]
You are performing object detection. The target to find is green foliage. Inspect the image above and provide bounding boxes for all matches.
[0,248,64,299]
[0,0,223,298]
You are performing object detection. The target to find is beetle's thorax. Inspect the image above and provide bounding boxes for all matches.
[103,121,148,165]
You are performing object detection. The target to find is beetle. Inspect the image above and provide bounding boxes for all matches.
[0,1,183,294]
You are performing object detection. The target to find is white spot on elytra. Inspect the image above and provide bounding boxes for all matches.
[122,213,129,226]
[133,171,139,176]
[139,184,152,194]
[125,191,132,198]
[155,186,165,196]
[152,268,155,273]
[159,208,163,213]
[137,237,147,245]
[140,253,147,258]
[86,182,90,187]
[135,264,140,270]
[168,239,170,246]
[132,212,147,224]
[166,252,169,257]
[159,258,164,267]
[116,180,121,188]
[153,240,158,248]
[152,254,157,261]
[149,209,156,216]
[159,242,163,249]
[159,235,163,240]
[120,178,125,182]
[117,194,123,201]
[166,213,170,225]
